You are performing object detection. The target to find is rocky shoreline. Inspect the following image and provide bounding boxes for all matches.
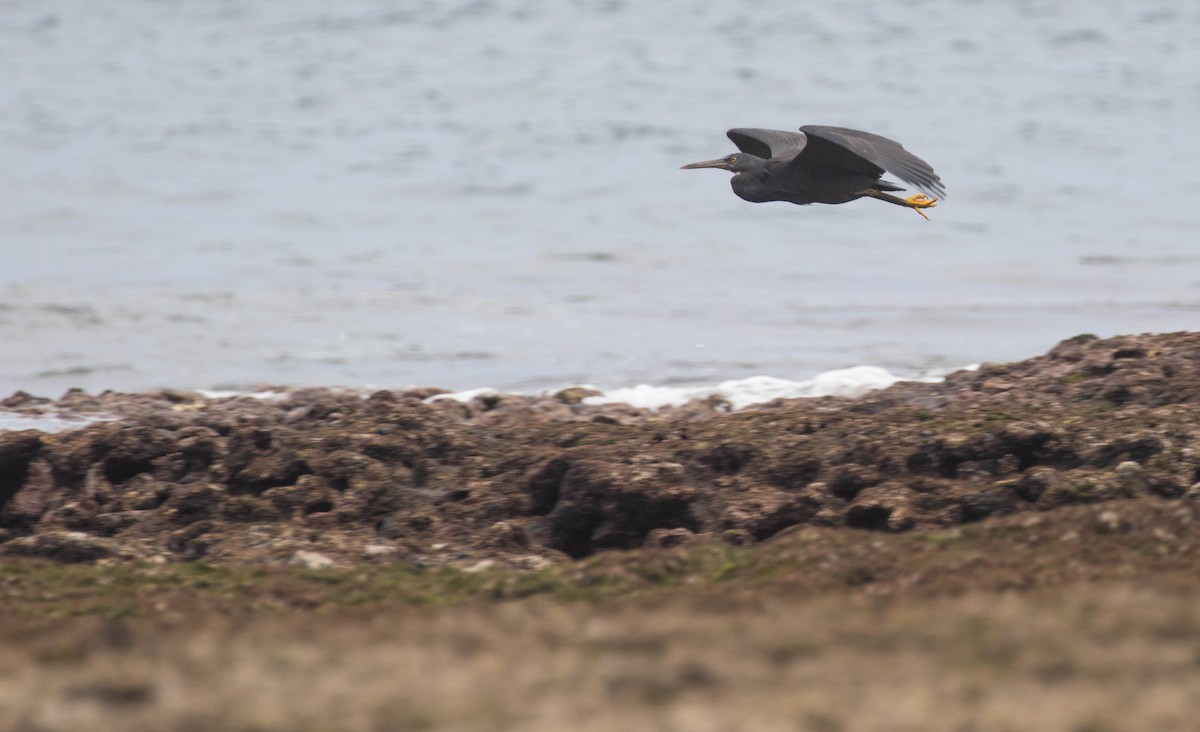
[2,332,1199,568]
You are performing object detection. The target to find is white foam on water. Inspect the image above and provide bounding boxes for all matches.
[194,389,291,401]
[0,413,122,434]
[424,387,502,404]
[427,365,974,412]
[1,364,978,431]
[583,366,930,411]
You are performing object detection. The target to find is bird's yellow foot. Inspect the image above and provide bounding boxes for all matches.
[905,194,938,220]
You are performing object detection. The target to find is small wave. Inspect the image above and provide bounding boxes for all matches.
[425,387,501,404]
[428,365,974,412]
[194,389,292,401]
[0,413,121,434]
[581,367,935,411]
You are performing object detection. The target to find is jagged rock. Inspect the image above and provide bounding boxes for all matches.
[1,332,1200,565]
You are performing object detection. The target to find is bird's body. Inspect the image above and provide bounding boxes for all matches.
[682,125,945,218]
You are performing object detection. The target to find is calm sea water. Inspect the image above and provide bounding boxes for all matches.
[2,0,1199,397]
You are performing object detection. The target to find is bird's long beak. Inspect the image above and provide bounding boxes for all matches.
[680,158,729,170]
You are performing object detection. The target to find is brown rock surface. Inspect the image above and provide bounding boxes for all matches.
[2,331,1200,566]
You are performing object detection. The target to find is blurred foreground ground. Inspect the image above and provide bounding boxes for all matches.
[3,503,1200,732]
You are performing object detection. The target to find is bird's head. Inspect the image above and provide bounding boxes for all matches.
[680,153,759,174]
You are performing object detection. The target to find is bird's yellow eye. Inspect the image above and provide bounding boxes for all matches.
[729,156,737,164]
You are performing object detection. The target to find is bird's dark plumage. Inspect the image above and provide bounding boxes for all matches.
[682,125,945,218]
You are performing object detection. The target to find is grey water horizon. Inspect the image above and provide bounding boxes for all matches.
[2,0,1198,398]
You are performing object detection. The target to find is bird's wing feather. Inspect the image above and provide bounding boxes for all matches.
[797,125,946,197]
[727,128,808,160]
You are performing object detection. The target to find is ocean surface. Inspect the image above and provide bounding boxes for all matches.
[2,0,1199,399]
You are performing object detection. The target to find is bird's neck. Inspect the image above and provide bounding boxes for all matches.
[730,168,773,203]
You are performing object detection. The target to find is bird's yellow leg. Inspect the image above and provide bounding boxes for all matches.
[905,194,937,220]
[862,189,940,219]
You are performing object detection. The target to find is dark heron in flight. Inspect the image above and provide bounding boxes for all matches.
[682,125,945,219]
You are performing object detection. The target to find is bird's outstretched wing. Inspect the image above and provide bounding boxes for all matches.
[797,125,946,198]
[727,128,808,160]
